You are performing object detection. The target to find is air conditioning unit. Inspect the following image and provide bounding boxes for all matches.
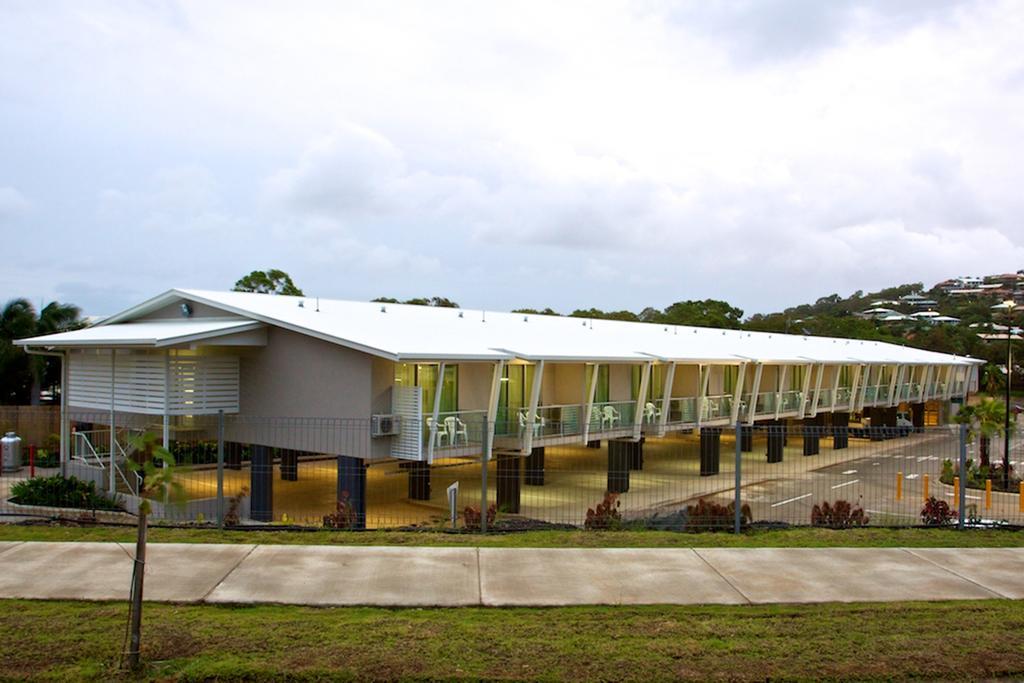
[371,414,401,437]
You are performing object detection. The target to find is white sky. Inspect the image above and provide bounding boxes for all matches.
[2,0,1023,316]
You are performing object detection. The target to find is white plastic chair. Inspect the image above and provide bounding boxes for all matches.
[518,410,545,438]
[444,415,469,446]
[600,405,621,429]
[644,401,660,423]
[426,416,450,447]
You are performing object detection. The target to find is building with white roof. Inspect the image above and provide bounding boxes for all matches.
[17,289,981,525]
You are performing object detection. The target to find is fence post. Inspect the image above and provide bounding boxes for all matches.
[734,421,742,534]
[480,415,489,533]
[217,410,225,529]
[958,423,967,530]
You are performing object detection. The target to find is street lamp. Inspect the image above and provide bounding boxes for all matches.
[996,299,1016,491]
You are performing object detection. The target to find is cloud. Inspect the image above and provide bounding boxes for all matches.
[0,186,29,220]
[2,1,1024,315]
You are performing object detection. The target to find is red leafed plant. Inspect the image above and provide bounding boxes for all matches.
[920,496,956,526]
[686,498,752,531]
[463,504,497,531]
[811,500,869,529]
[323,490,358,529]
[585,492,622,530]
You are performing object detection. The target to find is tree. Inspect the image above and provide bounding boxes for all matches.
[233,269,304,296]
[0,298,81,405]
[661,299,744,329]
[123,433,183,671]
[955,399,1006,468]
[374,296,460,308]
[513,307,560,316]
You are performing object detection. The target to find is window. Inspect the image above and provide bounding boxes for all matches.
[395,363,458,413]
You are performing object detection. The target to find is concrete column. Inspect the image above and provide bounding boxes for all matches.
[832,412,849,450]
[884,406,902,438]
[525,446,544,486]
[700,427,721,476]
[336,454,366,530]
[740,424,753,452]
[802,416,820,457]
[280,448,298,481]
[911,402,925,433]
[607,440,630,493]
[766,420,785,463]
[225,442,242,471]
[407,461,431,501]
[865,407,884,441]
[250,445,273,522]
[628,439,644,470]
[496,453,521,513]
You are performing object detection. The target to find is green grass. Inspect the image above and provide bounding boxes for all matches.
[1,599,1022,681]
[1,521,1022,547]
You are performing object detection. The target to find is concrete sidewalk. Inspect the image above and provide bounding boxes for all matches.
[0,542,1021,606]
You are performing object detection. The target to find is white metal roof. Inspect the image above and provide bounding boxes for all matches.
[16,318,263,348]
[20,288,981,366]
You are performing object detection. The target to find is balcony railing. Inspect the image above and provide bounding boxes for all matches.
[701,394,734,422]
[425,410,487,450]
[833,386,853,408]
[876,385,891,404]
[650,397,698,426]
[863,385,878,404]
[588,400,636,433]
[779,390,804,414]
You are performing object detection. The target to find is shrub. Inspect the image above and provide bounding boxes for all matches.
[33,448,59,468]
[10,475,121,511]
[921,496,956,526]
[685,498,751,531]
[323,490,360,529]
[463,504,497,531]
[224,486,249,526]
[584,492,622,530]
[811,500,869,528]
[939,458,1021,492]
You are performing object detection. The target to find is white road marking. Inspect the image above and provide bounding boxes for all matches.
[842,469,857,475]
[872,462,880,466]
[771,493,812,508]
[831,479,860,490]
[905,473,920,480]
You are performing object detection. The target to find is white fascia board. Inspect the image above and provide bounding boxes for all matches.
[395,352,515,362]
[169,289,403,361]
[153,322,266,347]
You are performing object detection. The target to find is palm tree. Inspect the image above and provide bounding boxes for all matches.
[0,299,81,405]
[955,399,1006,468]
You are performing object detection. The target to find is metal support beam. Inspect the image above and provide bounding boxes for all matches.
[426,362,446,464]
[523,360,545,454]
[484,360,506,465]
[774,365,788,419]
[581,363,600,445]
[887,364,901,408]
[831,365,842,411]
[918,365,931,403]
[698,364,711,426]
[658,362,676,432]
[810,362,825,417]
[109,350,116,495]
[633,361,652,440]
[746,363,763,424]
[856,364,871,412]
[798,363,813,418]
[730,362,748,425]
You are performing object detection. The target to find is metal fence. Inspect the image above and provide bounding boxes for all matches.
[1,410,1022,531]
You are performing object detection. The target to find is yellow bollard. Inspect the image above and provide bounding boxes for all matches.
[954,476,960,503]
[923,473,930,501]
[985,479,992,510]
[896,471,903,501]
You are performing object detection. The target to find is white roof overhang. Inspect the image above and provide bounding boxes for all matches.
[16,319,265,349]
